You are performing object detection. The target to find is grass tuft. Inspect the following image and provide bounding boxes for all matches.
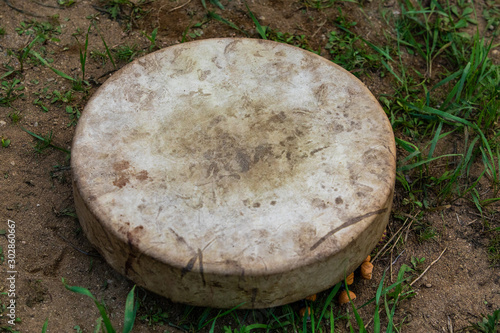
[62,278,139,333]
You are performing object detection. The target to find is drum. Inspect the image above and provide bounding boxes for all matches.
[72,38,396,309]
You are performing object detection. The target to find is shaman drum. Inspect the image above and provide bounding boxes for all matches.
[72,38,396,309]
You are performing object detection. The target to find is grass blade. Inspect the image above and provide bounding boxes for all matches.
[62,278,116,333]
[208,11,248,36]
[373,271,386,333]
[428,121,443,159]
[330,307,335,333]
[81,24,91,79]
[316,282,342,331]
[400,154,462,172]
[122,285,138,333]
[246,2,267,39]
[200,303,245,329]
[94,317,103,333]
[93,22,117,69]
[41,318,49,333]
[94,303,116,333]
[344,283,365,332]
[21,128,71,154]
[380,58,403,83]
[30,50,76,82]
[403,102,475,127]
[210,0,225,10]
[209,310,220,333]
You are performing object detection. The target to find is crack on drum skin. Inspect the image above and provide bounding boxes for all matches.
[198,248,206,287]
[180,87,212,98]
[251,288,258,308]
[125,226,144,275]
[169,227,190,248]
[155,206,163,232]
[309,208,388,251]
[181,254,197,278]
[180,248,206,286]
[310,146,329,156]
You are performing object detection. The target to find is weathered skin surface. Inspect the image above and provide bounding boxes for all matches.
[72,38,396,308]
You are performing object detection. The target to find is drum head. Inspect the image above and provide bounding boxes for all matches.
[72,38,396,308]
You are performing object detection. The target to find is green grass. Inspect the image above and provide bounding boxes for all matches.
[8,111,22,123]
[99,0,150,31]
[1,138,11,148]
[57,0,76,7]
[133,264,414,332]
[73,25,91,89]
[113,44,140,62]
[15,20,61,43]
[363,1,500,212]
[366,0,500,262]
[91,21,117,69]
[300,0,357,10]
[65,106,81,127]
[62,279,138,333]
[325,29,379,75]
[468,309,500,333]
[268,30,320,54]
[201,0,225,10]
[90,49,109,65]
[142,27,158,52]
[22,128,70,155]
[484,0,500,36]
[488,227,500,266]
[246,4,319,54]
[0,79,24,107]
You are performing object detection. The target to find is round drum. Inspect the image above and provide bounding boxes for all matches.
[72,38,396,309]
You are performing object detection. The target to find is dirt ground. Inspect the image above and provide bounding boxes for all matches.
[0,0,499,332]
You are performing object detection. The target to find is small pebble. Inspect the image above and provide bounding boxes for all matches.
[0,120,6,127]
[425,283,432,288]
[10,161,15,166]
[489,25,495,31]
[34,122,38,127]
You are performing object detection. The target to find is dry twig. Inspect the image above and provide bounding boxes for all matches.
[410,247,447,286]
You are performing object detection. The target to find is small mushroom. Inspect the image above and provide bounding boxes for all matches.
[346,272,354,285]
[306,294,317,301]
[338,290,356,305]
[299,306,311,319]
[361,261,373,280]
